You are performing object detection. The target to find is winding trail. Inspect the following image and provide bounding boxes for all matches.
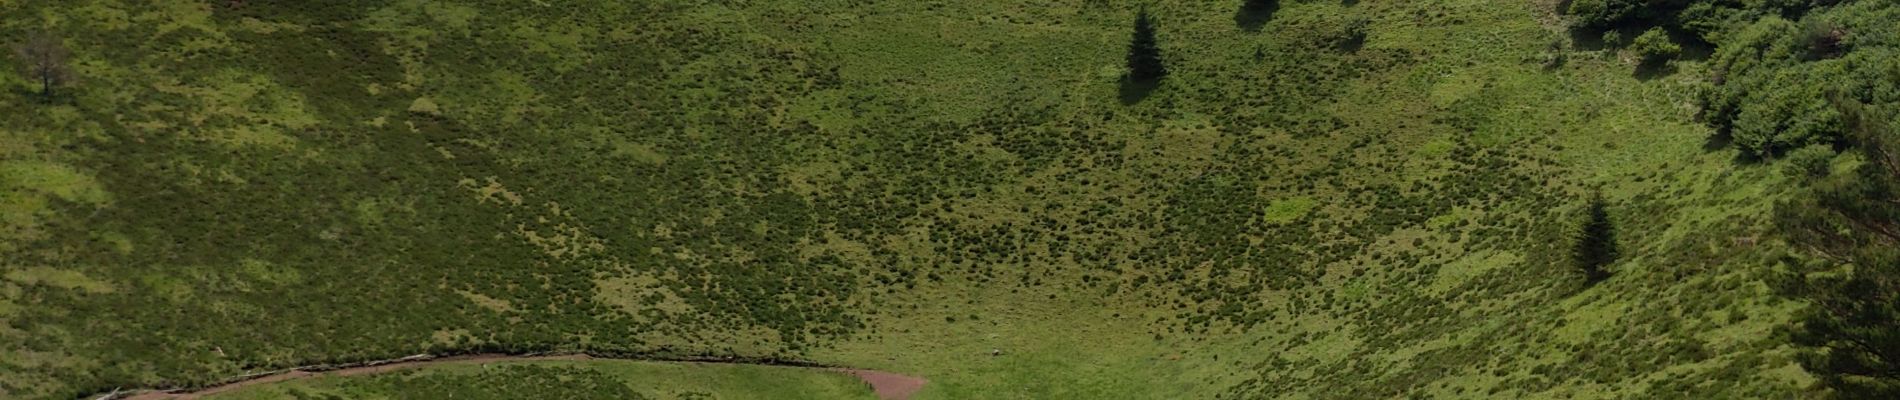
[100,353,926,400]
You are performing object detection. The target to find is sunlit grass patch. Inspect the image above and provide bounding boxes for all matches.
[3,267,113,294]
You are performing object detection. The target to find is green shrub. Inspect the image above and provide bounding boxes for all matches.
[1565,0,1643,30]
[1702,2,1900,157]
[1631,28,1680,65]
[1779,144,1835,179]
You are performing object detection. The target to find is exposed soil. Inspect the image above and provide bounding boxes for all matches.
[106,354,925,400]
[837,369,929,400]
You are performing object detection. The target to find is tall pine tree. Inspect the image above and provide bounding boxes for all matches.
[1776,101,1900,398]
[1573,194,1616,283]
[1127,9,1167,82]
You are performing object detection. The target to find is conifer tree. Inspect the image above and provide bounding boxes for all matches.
[1127,9,1167,83]
[1777,102,1900,398]
[1573,194,1616,283]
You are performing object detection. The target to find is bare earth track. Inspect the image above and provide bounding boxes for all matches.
[103,354,926,400]
[836,369,929,400]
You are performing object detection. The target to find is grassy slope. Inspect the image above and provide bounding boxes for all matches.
[204,360,876,400]
[0,0,1809,399]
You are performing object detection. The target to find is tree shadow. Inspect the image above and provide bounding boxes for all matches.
[1119,77,1160,105]
[1702,127,1732,153]
[10,87,67,106]
[1669,27,1715,62]
[1234,2,1278,32]
[1633,61,1677,81]
[1702,128,1770,164]
[1732,147,1766,164]
[1341,0,1358,6]
[1569,23,1647,52]
[8,87,39,101]
[1336,32,1366,53]
[1568,26,1609,51]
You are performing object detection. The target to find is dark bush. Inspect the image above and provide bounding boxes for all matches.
[1631,28,1680,65]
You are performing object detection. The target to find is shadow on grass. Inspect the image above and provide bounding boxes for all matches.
[1337,34,1366,53]
[1703,128,1732,153]
[1568,26,1610,51]
[1633,61,1677,81]
[10,88,67,106]
[1234,2,1278,32]
[1673,30,1715,62]
[1703,129,1772,164]
[1569,24,1646,52]
[1119,77,1161,105]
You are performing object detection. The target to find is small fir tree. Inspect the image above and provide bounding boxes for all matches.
[1573,194,1616,283]
[1127,9,1168,82]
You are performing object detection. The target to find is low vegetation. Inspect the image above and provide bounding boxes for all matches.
[207,361,875,400]
[0,0,1893,399]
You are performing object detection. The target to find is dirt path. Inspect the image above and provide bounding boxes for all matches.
[105,354,925,400]
[837,369,929,400]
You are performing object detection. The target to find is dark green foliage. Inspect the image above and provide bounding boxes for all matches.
[1700,1,1900,157]
[1782,144,1837,179]
[1563,0,1806,41]
[1572,195,1616,283]
[1235,0,1280,31]
[1631,28,1680,65]
[1777,102,1900,399]
[1127,9,1168,83]
[1335,18,1369,52]
[1564,0,1648,31]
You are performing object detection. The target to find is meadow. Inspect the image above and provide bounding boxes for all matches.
[203,360,877,400]
[2,0,1894,399]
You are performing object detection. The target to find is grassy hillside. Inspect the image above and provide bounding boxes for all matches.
[203,361,877,400]
[2,0,1883,398]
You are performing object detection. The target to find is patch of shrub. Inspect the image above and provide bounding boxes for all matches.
[1779,144,1836,179]
[1631,28,1680,65]
[1701,2,1900,157]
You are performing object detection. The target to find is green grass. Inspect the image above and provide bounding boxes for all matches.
[0,0,1820,398]
[205,361,877,400]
